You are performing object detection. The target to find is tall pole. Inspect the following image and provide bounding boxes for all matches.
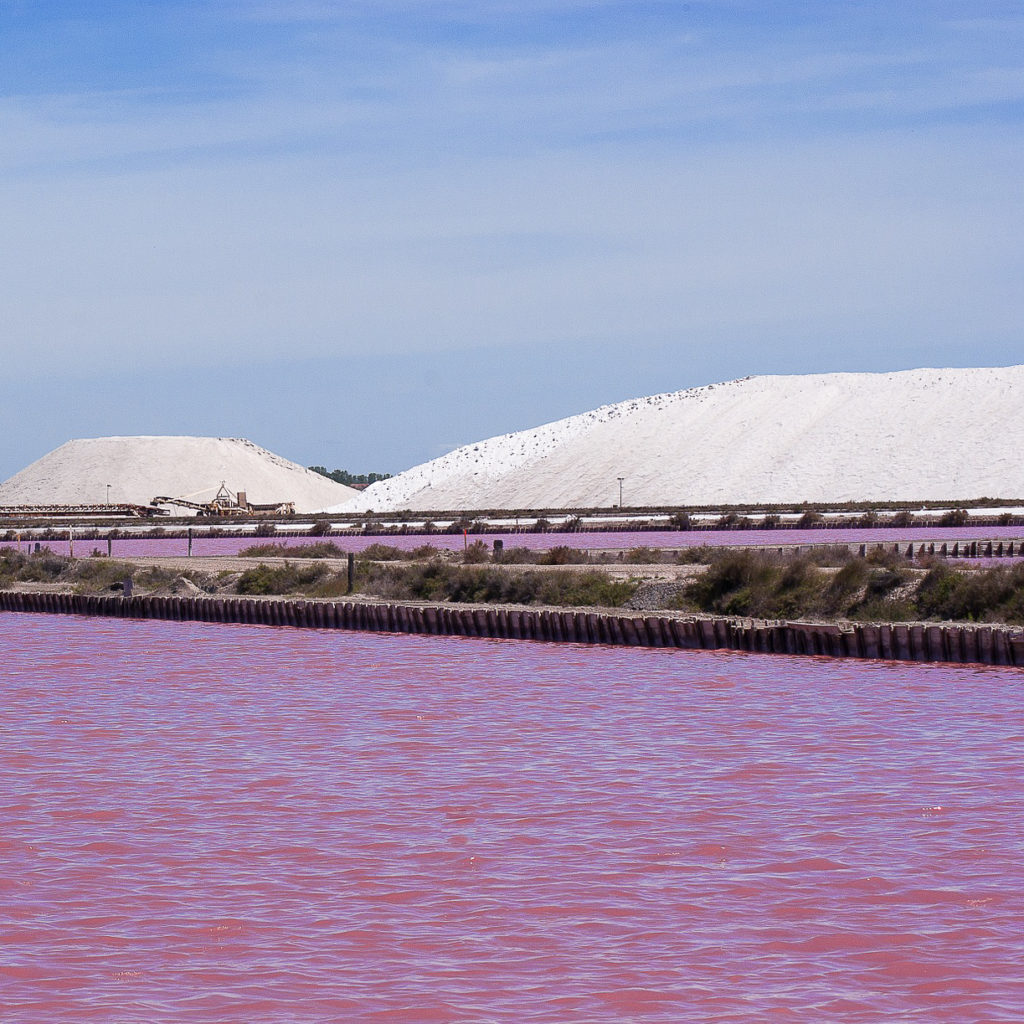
[617,476,624,508]
[106,483,111,506]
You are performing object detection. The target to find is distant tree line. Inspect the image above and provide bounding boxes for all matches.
[309,466,393,487]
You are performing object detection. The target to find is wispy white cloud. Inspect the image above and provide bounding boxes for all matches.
[0,0,1021,383]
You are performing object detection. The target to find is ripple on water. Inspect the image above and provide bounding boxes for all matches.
[1,614,1022,1022]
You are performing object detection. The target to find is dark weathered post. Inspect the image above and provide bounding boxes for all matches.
[187,528,193,557]
[347,552,355,594]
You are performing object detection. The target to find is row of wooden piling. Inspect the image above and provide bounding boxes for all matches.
[863,540,1018,559]
[2,589,1023,667]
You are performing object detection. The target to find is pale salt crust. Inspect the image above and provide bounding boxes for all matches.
[0,437,359,514]
[331,366,1024,512]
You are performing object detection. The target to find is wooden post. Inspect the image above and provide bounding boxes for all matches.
[347,552,355,594]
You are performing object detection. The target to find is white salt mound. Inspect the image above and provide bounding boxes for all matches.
[332,366,1024,511]
[0,436,359,513]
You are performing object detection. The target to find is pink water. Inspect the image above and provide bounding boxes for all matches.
[4,525,1024,559]
[2,614,1023,1023]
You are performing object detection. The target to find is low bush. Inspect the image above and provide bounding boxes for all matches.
[237,561,330,595]
[915,563,1024,623]
[675,545,717,564]
[625,547,663,564]
[361,543,409,561]
[239,541,346,559]
[494,546,538,564]
[539,546,589,565]
[938,509,970,527]
[462,540,491,564]
[18,551,66,584]
[797,510,825,528]
[408,544,441,560]
[0,550,29,585]
[804,545,857,567]
[683,550,831,619]
[355,563,636,608]
[66,559,137,592]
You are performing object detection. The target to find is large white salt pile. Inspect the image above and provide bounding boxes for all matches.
[0,437,359,513]
[331,366,1024,511]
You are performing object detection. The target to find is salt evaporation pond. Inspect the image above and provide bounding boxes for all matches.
[4,524,1024,559]
[3,614,1023,1022]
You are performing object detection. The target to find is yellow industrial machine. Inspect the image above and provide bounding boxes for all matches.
[151,483,295,517]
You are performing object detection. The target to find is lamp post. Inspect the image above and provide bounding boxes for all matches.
[617,476,624,509]
[106,483,111,506]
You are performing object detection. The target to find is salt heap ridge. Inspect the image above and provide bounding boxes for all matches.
[0,436,359,513]
[335,366,1024,511]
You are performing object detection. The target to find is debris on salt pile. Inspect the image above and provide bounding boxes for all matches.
[0,436,359,514]
[330,366,1024,511]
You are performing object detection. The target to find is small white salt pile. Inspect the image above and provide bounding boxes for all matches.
[0,436,359,513]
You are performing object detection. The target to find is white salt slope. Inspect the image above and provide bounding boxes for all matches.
[0,437,359,513]
[332,366,1024,511]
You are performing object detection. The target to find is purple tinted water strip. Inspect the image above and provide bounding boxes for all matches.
[3,525,1024,558]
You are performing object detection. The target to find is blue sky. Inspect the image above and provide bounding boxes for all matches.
[2,1,1022,480]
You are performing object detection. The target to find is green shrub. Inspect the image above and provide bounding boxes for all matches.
[236,561,331,595]
[19,551,66,583]
[239,541,346,559]
[360,543,408,561]
[539,546,589,565]
[827,557,869,597]
[408,545,441,560]
[797,510,825,528]
[685,550,825,619]
[0,550,29,585]
[494,546,538,564]
[915,563,1024,623]
[938,509,969,527]
[804,545,856,567]
[355,562,636,608]
[239,542,289,558]
[67,559,137,592]
[624,547,663,563]
[463,540,490,564]
[851,597,918,622]
[864,567,908,599]
[675,545,717,564]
